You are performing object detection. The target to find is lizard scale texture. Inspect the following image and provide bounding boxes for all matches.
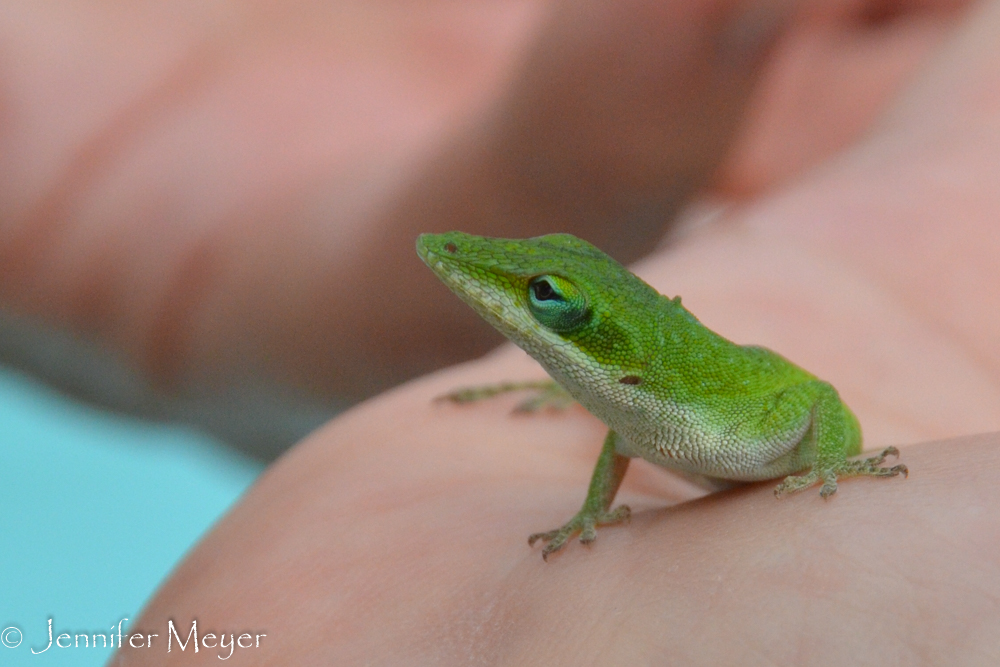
[416,231,907,558]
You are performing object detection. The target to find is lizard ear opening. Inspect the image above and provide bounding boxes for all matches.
[527,275,590,332]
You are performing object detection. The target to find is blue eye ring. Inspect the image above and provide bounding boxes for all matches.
[527,275,589,332]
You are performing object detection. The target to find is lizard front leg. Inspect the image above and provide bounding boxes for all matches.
[529,430,631,560]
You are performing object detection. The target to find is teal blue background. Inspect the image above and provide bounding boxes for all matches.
[0,366,264,666]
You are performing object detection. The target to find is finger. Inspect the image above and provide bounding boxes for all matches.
[718,0,973,194]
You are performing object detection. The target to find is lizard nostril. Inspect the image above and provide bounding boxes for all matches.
[619,376,642,385]
[444,242,457,254]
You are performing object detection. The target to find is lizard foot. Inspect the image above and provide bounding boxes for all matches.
[774,447,908,499]
[435,380,574,413]
[528,505,631,561]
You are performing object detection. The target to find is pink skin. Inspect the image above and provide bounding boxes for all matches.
[3,0,998,664]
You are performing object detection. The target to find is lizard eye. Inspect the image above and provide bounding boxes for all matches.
[527,275,589,332]
[531,279,556,301]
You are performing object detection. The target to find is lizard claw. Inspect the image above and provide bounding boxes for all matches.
[529,505,631,560]
[774,447,908,498]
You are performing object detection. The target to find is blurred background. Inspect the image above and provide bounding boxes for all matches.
[0,0,971,664]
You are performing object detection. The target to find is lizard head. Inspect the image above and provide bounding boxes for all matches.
[416,231,671,401]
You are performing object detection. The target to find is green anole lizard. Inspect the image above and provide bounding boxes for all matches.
[417,232,907,560]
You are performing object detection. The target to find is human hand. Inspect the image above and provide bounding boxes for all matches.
[116,0,1000,662]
